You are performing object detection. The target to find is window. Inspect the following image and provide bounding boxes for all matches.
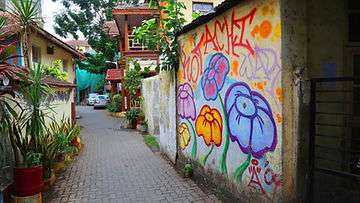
[349,0,360,42]
[32,45,41,65]
[192,2,214,15]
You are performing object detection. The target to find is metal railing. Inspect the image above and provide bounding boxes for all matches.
[309,77,360,202]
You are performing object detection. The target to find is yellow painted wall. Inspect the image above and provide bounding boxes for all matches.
[178,0,224,24]
[28,33,76,123]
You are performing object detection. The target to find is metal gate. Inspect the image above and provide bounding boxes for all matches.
[309,77,360,202]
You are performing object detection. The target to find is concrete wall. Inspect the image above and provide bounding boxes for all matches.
[158,71,177,163]
[141,75,160,136]
[177,0,282,201]
[141,71,177,163]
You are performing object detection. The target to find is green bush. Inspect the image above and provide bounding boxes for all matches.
[107,94,122,112]
[125,108,140,123]
[43,60,68,81]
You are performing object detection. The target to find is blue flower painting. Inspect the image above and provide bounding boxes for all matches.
[225,82,277,159]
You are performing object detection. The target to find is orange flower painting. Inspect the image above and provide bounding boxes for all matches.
[195,105,223,147]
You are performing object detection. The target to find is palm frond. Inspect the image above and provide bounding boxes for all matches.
[9,0,42,27]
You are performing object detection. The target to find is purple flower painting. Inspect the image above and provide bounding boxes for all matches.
[225,82,277,159]
[177,82,196,120]
[201,53,230,101]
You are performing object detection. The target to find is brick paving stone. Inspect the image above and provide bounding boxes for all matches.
[47,106,219,203]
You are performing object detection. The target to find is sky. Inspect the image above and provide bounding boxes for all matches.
[42,0,84,41]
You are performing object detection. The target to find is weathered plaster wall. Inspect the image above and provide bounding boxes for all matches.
[141,76,160,136]
[177,0,282,201]
[141,71,177,163]
[307,0,347,78]
[159,71,177,163]
[280,0,308,201]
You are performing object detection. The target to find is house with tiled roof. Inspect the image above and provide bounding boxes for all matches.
[0,11,84,124]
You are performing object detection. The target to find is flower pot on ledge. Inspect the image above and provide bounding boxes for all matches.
[14,165,44,197]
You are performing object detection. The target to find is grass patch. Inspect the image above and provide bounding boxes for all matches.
[144,135,160,148]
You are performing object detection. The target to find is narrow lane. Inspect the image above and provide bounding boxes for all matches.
[48,106,219,203]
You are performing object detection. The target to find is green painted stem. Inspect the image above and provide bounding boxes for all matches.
[187,119,197,160]
[218,94,229,176]
[233,154,252,182]
[202,145,214,165]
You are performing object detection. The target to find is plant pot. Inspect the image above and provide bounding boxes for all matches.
[52,161,65,175]
[14,165,44,197]
[43,171,56,191]
[131,120,137,129]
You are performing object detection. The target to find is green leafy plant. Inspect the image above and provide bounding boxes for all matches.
[183,163,193,178]
[10,0,43,69]
[125,108,140,123]
[124,60,142,97]
[42,60,68,81]
[107,94,122,112]
[133,0,186,71]
[192,12,202,20]
[7,64,54,167]
[23,152,42,167]
[143,135,159,148]
[95,80,106,93]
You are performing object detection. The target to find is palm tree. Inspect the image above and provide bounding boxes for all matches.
[9,0,42,69]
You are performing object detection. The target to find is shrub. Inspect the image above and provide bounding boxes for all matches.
[107,94,122,112]
[125,108,140,123]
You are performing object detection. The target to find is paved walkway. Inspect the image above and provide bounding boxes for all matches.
[48,106,219,203]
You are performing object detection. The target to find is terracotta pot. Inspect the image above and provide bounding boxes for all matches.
[14,165,44,197]
[131,120,137,129]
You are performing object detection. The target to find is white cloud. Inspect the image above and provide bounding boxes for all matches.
[42,0,84,41]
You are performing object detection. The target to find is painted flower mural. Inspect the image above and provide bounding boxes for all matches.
[201,53,230,101]
[195,105,222,165]
[178,123,191,150]
[177,82,197,159]
[195,105,223,146]
[177,82,196,120]
[200,53,230,174]
[225,82,277,159]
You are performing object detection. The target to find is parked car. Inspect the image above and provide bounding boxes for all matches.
[87,93,99,106]
[102,95,110,102]
[93,95,109,109]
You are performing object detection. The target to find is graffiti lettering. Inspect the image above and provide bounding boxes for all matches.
[180,8,257,83]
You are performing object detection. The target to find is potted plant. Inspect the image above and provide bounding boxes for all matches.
[125,108,139,129]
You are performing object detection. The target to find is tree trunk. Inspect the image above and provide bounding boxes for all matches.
[22,27,31,69]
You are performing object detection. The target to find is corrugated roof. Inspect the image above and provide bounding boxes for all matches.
[176,0,242,36]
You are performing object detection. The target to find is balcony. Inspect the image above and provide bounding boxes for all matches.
[128,34,148,51]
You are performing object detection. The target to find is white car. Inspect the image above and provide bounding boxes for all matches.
[87,93,99,106]
[93,95,109,109]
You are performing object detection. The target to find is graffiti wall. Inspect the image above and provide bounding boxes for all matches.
[177,0,282,201]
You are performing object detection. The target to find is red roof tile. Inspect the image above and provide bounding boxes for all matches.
[41,76,76,88]
[106,69,123,81]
